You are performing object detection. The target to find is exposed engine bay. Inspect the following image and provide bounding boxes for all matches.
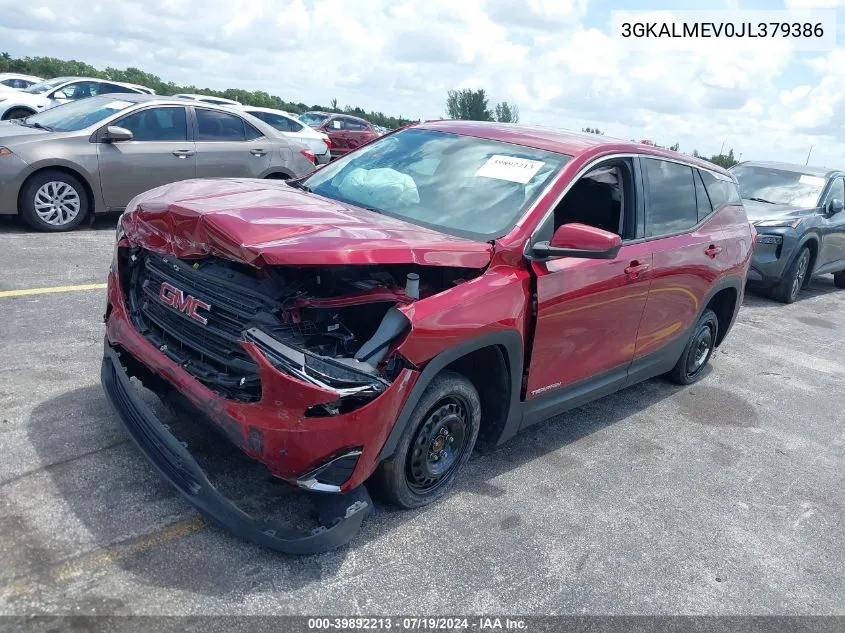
[121,247,479,415]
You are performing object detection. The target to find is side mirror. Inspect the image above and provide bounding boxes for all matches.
[531,222,622,260]
[826,198,843,215]
[102,126,133,143]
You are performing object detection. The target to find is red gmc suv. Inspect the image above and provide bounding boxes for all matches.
[101,122,752,554]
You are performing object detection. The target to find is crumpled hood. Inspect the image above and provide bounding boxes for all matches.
[121,178,494,268]
[742,198,819,223]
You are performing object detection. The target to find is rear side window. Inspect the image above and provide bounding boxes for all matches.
[114,107,188,141]
[196,109,261,141]
[100,82,136,94]
[694,169,713,220]
[699,169,741,211]
[250,111,303,132]
[643,158,698,236]
[345,118,368,131]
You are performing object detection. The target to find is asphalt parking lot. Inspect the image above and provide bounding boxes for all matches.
[0,214,843,616]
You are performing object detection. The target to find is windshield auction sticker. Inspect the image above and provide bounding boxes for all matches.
[476,155,545,184]
[611,9,836,51]
[799,175,826,187]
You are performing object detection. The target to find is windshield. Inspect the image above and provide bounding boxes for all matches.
[302,128,570,240]
[300,112,329,127]
[22,96,135,132]
[731,164,826,207]
[25,77,72,94]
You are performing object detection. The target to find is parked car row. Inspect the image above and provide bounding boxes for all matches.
[0,76,155,120]
[0,94,316,230]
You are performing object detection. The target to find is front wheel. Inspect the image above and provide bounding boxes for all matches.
[833,270,845,289]
[666,308,719,385]
[2,108,35,121]
[771,246,811,303]
[373,372,480,509]
[19,170,89,232]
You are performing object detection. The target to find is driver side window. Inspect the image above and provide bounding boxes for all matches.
[552,161,634,239]
[52,81,100,100]
[825,177,844,206]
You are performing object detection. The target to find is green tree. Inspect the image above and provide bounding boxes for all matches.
[494,101,519,123]
[582,127,604,135]
[446,88,492,121]
[707,148,737,168]
[669,142,680,152]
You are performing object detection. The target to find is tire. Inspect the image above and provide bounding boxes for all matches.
[771,246,811,304]
[834,270,845,289]
[2,108,35,120]
[373,371,481,509]
[19,170,89,232]
[666,308,719,385]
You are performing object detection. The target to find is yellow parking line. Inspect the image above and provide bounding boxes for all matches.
[0,516,207,599]
[0,283,107,298]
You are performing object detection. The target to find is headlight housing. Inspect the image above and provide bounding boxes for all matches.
[115,213,127,241]
[754,218,802,228]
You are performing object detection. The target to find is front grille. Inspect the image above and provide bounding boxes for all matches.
[127,250,281,402]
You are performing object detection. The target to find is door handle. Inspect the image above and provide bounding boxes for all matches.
[250,149,267,157]
[172,150,195,158]
[705,244,723,258]
[624,261,650,280]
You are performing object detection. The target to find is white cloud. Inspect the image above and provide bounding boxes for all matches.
[784,0,845,8]
[0,0,844,164]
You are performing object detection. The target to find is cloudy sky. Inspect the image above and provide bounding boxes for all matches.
[2,0,845,166]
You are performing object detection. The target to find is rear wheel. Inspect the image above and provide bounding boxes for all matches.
[667,309,719,385]
[19,170,89,232]
[834,270,845,289]
[771,246,811,303]
[373,372,480,509]
[2,107,35,120]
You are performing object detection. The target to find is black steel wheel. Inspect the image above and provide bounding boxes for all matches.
[373,371,480,509]
[406,395,471,494]
[667,308,719,385]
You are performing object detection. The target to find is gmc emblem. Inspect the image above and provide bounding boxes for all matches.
[158,282,211,325]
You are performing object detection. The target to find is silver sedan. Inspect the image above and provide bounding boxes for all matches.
[0,94,317,231]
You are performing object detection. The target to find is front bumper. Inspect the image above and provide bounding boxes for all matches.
[101,341,372,554]
[747,228,800,287]
[103,266,419,492]
[0,152,28,215]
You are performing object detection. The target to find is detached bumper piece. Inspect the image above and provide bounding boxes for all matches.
[100,344,372,555]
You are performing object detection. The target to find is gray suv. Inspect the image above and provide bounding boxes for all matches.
[731,161,845,302]
[0,94,316,231]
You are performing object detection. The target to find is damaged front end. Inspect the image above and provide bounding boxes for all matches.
[105,244,482,554]
[118,247,474,413]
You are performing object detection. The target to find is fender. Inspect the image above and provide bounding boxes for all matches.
[796,232,821,274]
[16,160,104,214]
[704,274,745,345]
[377,330,525,460]
[259,167,295,179]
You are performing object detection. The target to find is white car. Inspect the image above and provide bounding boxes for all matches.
[240,106,331,163]
[173,93,242,106]
[0,76,155,120]
[0,73,43,91]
